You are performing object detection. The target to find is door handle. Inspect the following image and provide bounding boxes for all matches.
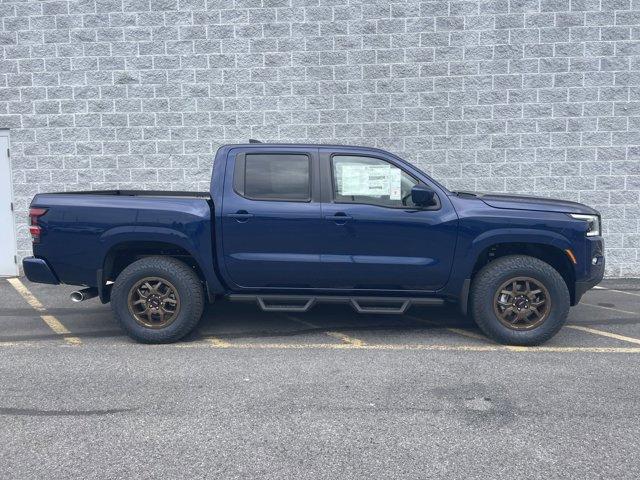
[227,210,253,222]
[324,212,353,223]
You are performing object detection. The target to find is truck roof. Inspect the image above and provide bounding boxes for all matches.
[221,143,394,155]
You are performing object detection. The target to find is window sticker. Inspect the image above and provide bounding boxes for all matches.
[388,167,401,200]
[338,163,402,198]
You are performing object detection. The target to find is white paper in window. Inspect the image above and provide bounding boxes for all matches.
[388,167,401,200]
[339,164,393,197]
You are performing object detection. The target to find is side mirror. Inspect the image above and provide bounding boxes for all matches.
[411,185,437,207]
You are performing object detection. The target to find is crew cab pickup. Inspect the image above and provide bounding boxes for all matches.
[23,143,604,345]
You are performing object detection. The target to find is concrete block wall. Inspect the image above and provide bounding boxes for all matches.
[1,0,639,276]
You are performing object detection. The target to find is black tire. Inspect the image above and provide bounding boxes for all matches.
[111,256,204,343]
[470,255,570,346]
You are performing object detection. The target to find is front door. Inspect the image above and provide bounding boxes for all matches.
[220,148,324,289]
[0,131,18,277]
[319,149,458,292]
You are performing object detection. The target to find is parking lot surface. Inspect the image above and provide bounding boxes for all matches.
[1,277,639,479]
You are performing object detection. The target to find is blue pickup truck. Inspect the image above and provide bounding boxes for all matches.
[23,143,604,345]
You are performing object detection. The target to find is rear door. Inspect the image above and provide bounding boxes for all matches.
[220,147,323,289]
[319,148,458,292]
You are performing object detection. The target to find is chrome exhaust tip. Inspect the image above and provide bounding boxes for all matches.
[70,291,84,302]
[70,287,98,303]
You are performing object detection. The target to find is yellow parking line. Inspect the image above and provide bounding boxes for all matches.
[406,314,489,342]
[7,278,82,346]
[40,315,82,346]
[207,337,232,348]
[566,325,640,346]
[580,302,638,316]
[323,330,366,347]
[285,315,366,347]
[7,278,46,312]
[175,341,640,353]
[504,346,530,352]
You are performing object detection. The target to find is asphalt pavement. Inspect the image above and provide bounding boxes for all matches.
[1,277,639,479]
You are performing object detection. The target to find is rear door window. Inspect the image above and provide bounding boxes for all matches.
[239,154,311,201]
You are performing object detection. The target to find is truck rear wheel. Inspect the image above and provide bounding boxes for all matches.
[469,255,570,346]
[111,256,204,343]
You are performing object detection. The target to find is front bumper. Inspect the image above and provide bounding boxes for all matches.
[574,238,605,304]
[23,257,60,285]
[575,265,604,304]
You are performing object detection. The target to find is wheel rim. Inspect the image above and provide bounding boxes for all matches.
[493,277,551,331]
[127,277,181,329]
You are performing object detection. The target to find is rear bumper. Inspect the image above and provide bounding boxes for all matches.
[22,257,59,285]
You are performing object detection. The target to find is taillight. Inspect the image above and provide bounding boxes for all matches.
[29,207,48,243]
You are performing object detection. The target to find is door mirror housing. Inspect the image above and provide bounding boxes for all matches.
[411,185,437,207]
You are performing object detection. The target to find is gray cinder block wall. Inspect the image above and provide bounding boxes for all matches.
[1,0,639,277]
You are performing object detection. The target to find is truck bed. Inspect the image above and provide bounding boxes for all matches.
[30,191,216,289]
[41,190,211,199]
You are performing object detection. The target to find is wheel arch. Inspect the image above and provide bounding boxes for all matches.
[458,230,578,314]
[100,235,223,303]
[471,242,576,299]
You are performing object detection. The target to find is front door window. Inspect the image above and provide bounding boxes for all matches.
[332,155,419,208]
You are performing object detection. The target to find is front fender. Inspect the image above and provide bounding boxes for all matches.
[447,227,574,304]
[457,228,573,282]
[470,228,573,259]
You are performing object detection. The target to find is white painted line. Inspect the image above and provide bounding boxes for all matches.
[566,325,640,346]
[7,278,82,346]
[593,286,640,298]
[580,302,639,317]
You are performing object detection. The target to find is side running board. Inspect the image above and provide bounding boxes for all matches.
[227,295,443,315]
[257,296,315,313]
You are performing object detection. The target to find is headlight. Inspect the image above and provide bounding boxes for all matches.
[569,214,601,237]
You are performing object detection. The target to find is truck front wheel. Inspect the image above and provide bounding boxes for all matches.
[111,256,205,343]
[470,255,570,346]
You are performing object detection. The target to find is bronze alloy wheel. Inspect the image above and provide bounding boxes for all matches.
[493,277,551,330]
[127,277,181,329]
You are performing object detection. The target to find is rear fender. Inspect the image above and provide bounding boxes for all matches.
[99,227,224,301]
